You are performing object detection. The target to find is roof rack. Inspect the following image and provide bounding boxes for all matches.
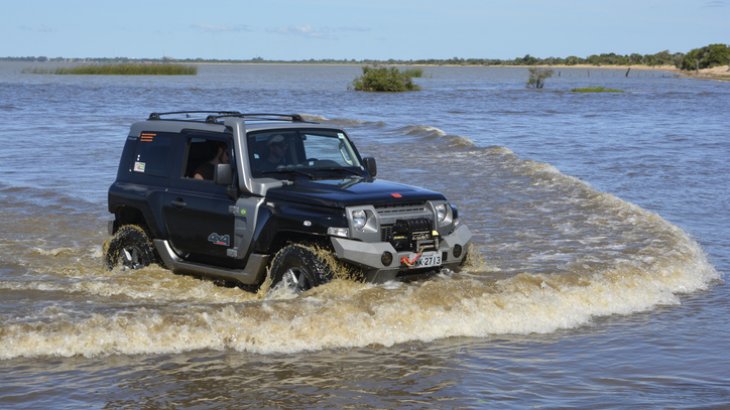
[148,111,241,120]
[147,111,310,124]
[204,113,307,123]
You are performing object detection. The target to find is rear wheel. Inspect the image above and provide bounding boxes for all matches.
[104,225,156,270]
[269,244,334,292]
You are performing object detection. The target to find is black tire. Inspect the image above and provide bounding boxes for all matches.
[104,225,157,270]
[269,244,334,292]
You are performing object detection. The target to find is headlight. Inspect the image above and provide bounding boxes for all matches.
[435,203,448,223]
[432,201,454,228]
[352,209,367,231]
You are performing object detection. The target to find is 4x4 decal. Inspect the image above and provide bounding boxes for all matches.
[208,233,230,247]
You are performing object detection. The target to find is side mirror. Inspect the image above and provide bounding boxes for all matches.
[363,157,377,177]
[214,163,233,186]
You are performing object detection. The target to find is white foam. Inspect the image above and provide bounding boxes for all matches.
[0,244,718,360]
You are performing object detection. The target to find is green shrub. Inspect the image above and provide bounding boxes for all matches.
[679,44,730,70]
[402,68,423,78]
[351,66,420,92]
[526,67,554,89]
[36,63,197,75]
[571,87,624,93]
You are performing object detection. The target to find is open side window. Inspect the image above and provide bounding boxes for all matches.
[182,135,233,182]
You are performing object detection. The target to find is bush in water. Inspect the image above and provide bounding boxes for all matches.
[351,66,421,92]
[527,67,554,89]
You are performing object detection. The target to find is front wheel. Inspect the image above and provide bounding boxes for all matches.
[104,225,157,270]
[269,244,334,292]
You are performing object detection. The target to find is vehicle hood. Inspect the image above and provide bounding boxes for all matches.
[265,177,446,208]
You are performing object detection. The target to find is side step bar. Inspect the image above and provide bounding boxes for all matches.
[154,239,268,285]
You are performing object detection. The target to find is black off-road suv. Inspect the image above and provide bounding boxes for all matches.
[105,111,472,291]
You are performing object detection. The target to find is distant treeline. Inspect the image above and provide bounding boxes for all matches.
[4,44,728,71]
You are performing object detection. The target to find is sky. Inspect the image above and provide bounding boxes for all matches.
[1,0,728,60]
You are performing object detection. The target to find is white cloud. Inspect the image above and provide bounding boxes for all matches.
[191,23,251,33]
[268,25,370,39]
[270,25,328,38]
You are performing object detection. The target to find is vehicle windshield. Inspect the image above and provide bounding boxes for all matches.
[248,129,363,178]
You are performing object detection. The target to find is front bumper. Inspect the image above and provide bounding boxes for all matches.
[330,224,472,282]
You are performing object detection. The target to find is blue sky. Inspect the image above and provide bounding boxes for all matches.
[2,0,728,60]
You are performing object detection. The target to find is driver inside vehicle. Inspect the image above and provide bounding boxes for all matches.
[261,134,288,171]
[193,141,229,180]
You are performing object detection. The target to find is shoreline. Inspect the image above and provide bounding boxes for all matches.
[529,64,729,81]
[678,65,730,81]
[5,59,729,81]
[161,61,730,80]
[186,62,730,81]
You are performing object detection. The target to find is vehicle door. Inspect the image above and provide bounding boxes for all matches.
[162,132,236,264]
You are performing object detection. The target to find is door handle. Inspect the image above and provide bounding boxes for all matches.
[171,198,186,208]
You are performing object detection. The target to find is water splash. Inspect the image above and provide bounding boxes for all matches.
[0,140,720,360]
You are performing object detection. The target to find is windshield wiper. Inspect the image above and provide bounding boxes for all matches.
[318,167,364,177]
[260,169,315,179]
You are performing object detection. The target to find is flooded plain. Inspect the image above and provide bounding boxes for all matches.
[0,62,728,408]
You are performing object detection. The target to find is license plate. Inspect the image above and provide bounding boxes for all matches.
[412,251,442,268]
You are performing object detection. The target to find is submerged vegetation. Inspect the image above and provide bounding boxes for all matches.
[526,67,554,89]
[401,68,424,78]
[351,66,421,92]
[26,63,197,75]
[571,87,624,93]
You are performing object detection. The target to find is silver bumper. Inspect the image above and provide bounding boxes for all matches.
[330,224,472,282]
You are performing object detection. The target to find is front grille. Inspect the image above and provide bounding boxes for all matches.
[382,218,436,252]
[375,203,430,219]
[347,202,436,247]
